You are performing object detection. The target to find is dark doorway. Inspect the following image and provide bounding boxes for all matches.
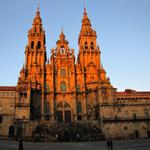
[8,126,14,137]
[147,130,150,138]
[56,101,72,123]
[57,111,63,122]
[65,111,71,122]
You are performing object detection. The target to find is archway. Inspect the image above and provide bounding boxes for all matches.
[56,101,71,123]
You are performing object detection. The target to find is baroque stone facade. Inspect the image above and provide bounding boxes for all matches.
[0,8,150,139]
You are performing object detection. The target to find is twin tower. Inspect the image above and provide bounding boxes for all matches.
[15,7,114,123]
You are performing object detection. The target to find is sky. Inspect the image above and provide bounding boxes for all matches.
[0,0,150,91]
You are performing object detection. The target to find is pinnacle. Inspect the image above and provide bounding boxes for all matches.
[82,8,91,27]
[32,5,42,26]
[36,5,40,16]
[59,28,65,41]
[84,7,87,16]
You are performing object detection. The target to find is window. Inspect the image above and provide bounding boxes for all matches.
[60,68,66,77]
[24,92,27,98]
[20,92,23,98]
[7,92,9,96]
[60,82,66,92]
[76,85,80,92]
[91,42,94,49]
[115,115,118,120]
[133,113,137,120]
[0,115,2,123]
[11,92,14,96]
[31,41,34,49]
[77,102,82,113]
[60,46,65,54]
[85,42,88,49]
[37,41,41,49]
[45,84,50,93]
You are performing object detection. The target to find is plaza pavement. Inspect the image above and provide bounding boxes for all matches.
[0,139,150,150]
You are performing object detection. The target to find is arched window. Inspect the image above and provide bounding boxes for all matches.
[85,42,88,49]
[45,84,50,93]
[91,42,94,50]
[20,92,23,98]
[60,81,66,92]
[37,41,41,49]
[76,84,80,92]
[24,92,27,98]
[60,68,66,77]
[77,102,82,113]
[31,41,34,49]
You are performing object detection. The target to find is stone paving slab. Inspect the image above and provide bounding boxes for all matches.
[0,139,150,150]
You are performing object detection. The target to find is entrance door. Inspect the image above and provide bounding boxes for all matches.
[57,111,63,122]
[56,101,71,123]
[65,111,71,122]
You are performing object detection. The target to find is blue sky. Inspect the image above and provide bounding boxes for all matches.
[0,0,150,91]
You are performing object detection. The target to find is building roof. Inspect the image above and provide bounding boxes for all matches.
[0,86,16,91]
[116,89,150,97]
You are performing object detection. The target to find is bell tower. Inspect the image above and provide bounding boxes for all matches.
[25,7,46,75]
[78,8,101,70]
[16,7,47,121]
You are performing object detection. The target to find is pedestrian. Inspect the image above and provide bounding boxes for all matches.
[76,133,80,142]
[18,139,23,150]
[110,139,113,150]
[107,139,113,150]
[55,133,58,141]
[107,139,110,150]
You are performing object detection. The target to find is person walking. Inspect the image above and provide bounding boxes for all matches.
[110,139,113,150]
[107,139,113,150]
[19,139,23,150]
[107,139,110,150]
[76,133,80,142]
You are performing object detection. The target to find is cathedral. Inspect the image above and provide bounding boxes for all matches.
[0,7,150,140]
[16,7,114,123]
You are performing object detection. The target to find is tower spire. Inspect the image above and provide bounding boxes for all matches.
[61,27,64,34]
[84,7,87,15]
[82,7,91,27]
[32,2,42,27]
[36,1,40,16]
[59,28,65,42]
